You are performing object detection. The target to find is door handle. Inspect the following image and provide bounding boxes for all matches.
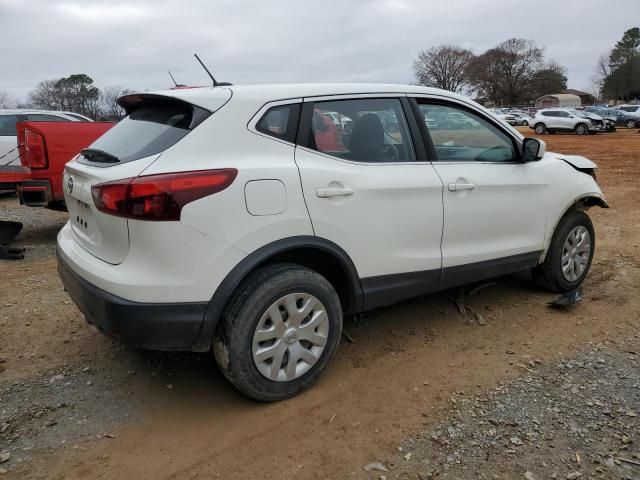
[316,187,354,198]
[448,182,476,192]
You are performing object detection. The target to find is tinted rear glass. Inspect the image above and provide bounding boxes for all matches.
[78,100,210,165]
[620,106,639,112]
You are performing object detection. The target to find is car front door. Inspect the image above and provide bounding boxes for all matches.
[411,98,547,288]
[294,95,444,309]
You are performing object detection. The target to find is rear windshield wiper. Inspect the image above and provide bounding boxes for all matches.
[81,148,120,163]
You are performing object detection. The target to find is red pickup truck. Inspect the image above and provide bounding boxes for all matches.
[15,121,113,209]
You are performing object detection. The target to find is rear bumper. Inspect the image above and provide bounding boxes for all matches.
[0,165,31,190]
[57,247,208,351]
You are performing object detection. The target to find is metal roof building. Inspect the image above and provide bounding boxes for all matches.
[535,93,581,108]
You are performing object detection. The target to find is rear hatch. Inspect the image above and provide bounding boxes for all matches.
[63,90,231,264]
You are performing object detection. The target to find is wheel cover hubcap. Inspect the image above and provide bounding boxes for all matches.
[561,226,591,282]
[252,293,329,382]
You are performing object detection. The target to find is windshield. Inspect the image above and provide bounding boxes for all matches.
[79,100,210,165]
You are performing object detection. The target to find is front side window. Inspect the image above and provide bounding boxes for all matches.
[417,103,516,162]
[0,115,18,136]
[305,98,415,163]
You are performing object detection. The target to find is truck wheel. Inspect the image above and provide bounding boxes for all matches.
[533,209,595,292]
[575,123,588,135]
[213,263,343,401]
[534,123,546,134]
[626,120,636,129]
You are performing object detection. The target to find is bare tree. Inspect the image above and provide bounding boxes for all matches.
[413,45,474,93]
[0,91,17,108]
[100,85,133,120]
[28,79,63,110]
[592,54,611,95]
[467,39,545,104]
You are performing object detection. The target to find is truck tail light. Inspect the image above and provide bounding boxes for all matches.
[91,169,237,221]
[25,130,48,169]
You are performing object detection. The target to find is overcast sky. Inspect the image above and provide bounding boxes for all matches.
[1,0,638,102]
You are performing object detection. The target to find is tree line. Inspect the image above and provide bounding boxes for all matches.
[414,27,639,105]
[413,39,567,105]
[0,74,132,120]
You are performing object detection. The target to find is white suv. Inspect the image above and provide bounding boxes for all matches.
[56,84,607,401]
[531,108,603,135]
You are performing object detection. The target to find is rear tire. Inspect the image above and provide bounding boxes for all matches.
[533,209,595,292]
[213,263,343,401]
[534,123,546,134]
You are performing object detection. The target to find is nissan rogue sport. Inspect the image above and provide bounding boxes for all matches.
[57,84,607,401]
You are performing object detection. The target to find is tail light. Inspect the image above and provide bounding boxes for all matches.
[91,169,237,221]
[25,130,48,169]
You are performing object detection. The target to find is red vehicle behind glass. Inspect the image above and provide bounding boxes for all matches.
[15,121,113,209]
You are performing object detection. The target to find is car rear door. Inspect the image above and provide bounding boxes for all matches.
[294,95,444,309]
[411,97,547,288]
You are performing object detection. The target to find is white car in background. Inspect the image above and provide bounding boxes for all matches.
[0,109,92,169]
[617,105,640,116]
[530,108,603,135]
[490,109,518,126]
[510,111,532,126]
[57,83,607,401]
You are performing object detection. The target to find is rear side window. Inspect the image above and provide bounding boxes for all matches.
[0,115,17,136]
[79,100,210,165]
[256,104,301,143]
[303,98,415,163]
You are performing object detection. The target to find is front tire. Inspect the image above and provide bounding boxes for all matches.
[213,263,343,401]
[626,119,637,129]
[575,123,588,135]
[533,209,595,292]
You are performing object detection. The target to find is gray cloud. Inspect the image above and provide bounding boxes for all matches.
[0,0,638,101]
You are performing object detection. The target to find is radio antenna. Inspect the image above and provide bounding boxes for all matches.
[194,53,232,87]
[168,70,179,87]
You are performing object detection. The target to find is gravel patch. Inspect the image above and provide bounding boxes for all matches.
[374,339,640,479]
[0,364,138,471]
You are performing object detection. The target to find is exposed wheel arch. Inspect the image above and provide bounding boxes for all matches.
[194,236,362,351]
[541,194,608,262]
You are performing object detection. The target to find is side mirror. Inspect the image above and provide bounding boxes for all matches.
[523,137,545,162]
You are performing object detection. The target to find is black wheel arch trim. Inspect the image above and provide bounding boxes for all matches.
[193,236,363,351]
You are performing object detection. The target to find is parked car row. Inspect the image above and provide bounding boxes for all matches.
[529,108,625,135]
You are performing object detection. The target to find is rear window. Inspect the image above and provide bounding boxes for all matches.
[619,106,639,112]
[78,100,210,165]
[0,115,18,136]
